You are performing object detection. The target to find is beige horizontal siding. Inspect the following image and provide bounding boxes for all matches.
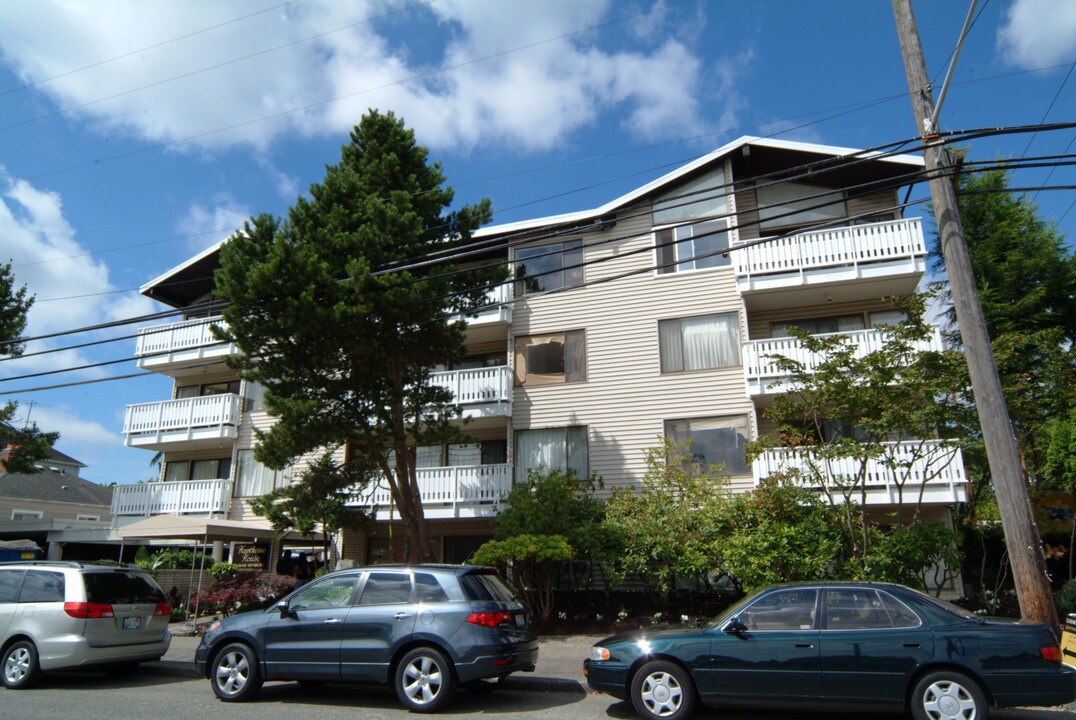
[1,497,112,523]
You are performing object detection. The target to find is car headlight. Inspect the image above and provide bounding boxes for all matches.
[590,646,610,661]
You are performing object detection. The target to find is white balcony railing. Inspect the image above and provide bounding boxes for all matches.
[752,440,967,505]
[430,366,511,410]
[122,394,241,448]
[134,317,237,370]
[732,218,925,289]
[742,327,944,395]
[353,464,513,515]
[452,283,513,325]
[111,479,232,517]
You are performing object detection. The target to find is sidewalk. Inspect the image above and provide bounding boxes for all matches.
[143,632,603,693]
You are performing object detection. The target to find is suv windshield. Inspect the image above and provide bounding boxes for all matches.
[460,572,518,602]
[83,571,166,604]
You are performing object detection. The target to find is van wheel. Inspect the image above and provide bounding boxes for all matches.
[2,640,40,690]
[395,647,457,712]
[211,643,262,702]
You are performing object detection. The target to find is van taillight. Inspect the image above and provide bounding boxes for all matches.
[64,602,114,619]
[466,611,513,628]
[154,602,171,617]
[1042,644,1062,662]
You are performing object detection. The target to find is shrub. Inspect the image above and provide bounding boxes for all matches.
[208,562,238,580]
[192,574,298,616]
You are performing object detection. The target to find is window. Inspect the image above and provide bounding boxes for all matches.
[0,570,23,603]
[757,182,847,231]
[175,380,240,399]
[665,416,750,474]
[84,572,166,604]
[514,426,587,484]
[656,219,730,274]
[824,589,920,630]
[771,314,865,338]
[514,331,586,385]
[869,310,908,327]
[11,509,42,520]
[741,589,817,631]
[659,312,740,372]
[652,168,727,225]
[359,572,412,605]
[446,440,507,467]
[244,381,267,412]
[19,571,64,603]
[76,514,100,522]
[290,576,360,610]
[234,450,292,497]
[414,573,449,603]
[515,239,583,295]
[165,458,231,483]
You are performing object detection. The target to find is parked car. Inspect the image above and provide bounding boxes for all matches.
[195,564,537,712]
[0,560,172,689]
[584,582,1074,720]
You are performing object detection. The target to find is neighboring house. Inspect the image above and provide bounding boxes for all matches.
[0,446,114,560]
[123,136,967,589]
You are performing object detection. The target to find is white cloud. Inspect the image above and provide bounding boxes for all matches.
[25,405,120,446]
[0,169,157,376]
[0,0,718,153]
[997,0,1076,68]
[176,195,252,253]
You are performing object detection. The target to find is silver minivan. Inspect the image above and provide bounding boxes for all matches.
[0,561,172,688]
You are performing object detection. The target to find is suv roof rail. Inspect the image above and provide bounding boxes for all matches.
[0,560,142,569]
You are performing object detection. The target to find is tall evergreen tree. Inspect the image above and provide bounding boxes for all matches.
[931,167,1076,489]
[215,111,504,562]
[0,262,58,472]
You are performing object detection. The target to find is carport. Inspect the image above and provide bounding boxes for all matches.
[115,515,321,619]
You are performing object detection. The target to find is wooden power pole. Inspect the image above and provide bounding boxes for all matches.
[892,0,1057,629]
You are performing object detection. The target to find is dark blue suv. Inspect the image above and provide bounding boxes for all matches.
[194,564,536,712]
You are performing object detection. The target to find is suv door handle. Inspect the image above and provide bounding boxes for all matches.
[794,643,813,649]
[395,612,411,620]
[903,642,921,648]
[324,618,343,625]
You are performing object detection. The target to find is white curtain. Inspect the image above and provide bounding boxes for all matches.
[515,428,567,484]
[681,314,739,370]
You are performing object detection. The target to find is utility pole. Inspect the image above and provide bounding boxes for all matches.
[892,0,1057,629]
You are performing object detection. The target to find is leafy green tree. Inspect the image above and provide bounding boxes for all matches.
[1045,412,1076,577]
[932,167,1076,491]
[0,261,58,473]
[718,475,847,591]
[470,534,573,622]
[860,520,964,595]
[250,452,372,570]
[746,294,974,568]
[602,439,728,601]
[215,111,505,562]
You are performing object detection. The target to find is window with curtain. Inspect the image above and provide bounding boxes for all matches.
[665,415,750,474]
[655,219,730,274]
[514,331,587,385]
[659,312,740,372]
[756,182,847,231]
[514,239,583,295]
[235,450,292,497]
[770,314,865,338]
[244,381,267,412]
[165,458,231,482]
[514,426,588,484]
[652,167,727,225]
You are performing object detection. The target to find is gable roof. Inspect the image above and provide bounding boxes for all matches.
[0,468,112,507]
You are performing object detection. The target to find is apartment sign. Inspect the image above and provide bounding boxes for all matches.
[233,543,269,571]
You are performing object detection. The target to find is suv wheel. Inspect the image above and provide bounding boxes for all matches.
[395,647,457,712]
[2,640,40,690]
[211,643,263,702]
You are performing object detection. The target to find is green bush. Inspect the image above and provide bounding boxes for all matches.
[1055,579,1076,615]
[208,562,238,580]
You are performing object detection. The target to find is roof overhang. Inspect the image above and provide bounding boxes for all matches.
[114,514,321,543]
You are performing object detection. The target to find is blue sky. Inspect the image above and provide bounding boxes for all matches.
[0,0,1073,487]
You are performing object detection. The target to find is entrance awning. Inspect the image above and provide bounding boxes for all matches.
[115,515,322,543]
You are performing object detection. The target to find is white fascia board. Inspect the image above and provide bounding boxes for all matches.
[476,135,924,239]
[139,237,227,296]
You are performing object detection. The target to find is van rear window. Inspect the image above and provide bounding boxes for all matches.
[84,572,166,604]
[460,572,518,602]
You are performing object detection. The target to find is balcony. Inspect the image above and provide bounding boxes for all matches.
[454,283,513,346]
[353,464,512,520]
[752,440,967,505]
[135,318,238,376]
[742,327,944,396]
[111,479,232,518]
[431,366,511,419]
[123,394,241,451]
[732,218,926,309]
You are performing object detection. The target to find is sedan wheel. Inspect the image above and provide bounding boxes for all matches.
[2,641,40,690]
[630,661,697,720]
[211,643,263,702]
[911,670,988,720]
[395,647,457,713]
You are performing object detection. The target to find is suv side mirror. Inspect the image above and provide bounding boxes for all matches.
[724,616,747,634]
[276,600,291,618]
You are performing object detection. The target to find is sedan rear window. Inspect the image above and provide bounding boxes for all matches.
[460,572,518,602]
[83,572,166,604]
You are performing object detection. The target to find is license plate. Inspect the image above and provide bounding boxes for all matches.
[123,617,141,630]
[515,614,526,628]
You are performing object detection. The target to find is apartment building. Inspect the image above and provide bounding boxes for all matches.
[117,136,967,573]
